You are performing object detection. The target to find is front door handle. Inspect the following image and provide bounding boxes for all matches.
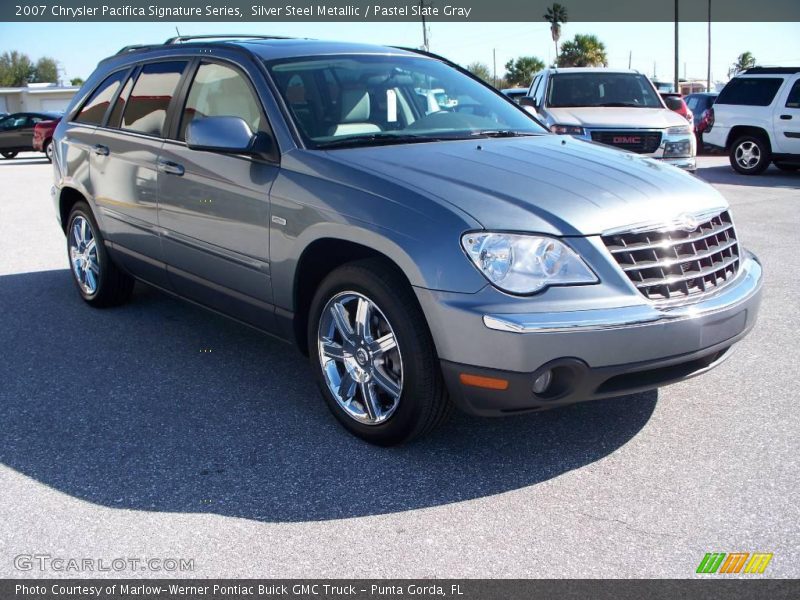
[780,114,793,120]
[157,159,185,176]
[92,144,109,156]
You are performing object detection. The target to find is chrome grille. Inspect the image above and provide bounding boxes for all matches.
[602,211,740,301]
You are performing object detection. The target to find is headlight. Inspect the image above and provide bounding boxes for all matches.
[666,124,692,135]
[664,140,693,157]
[461,232,598,294]
[550,124,585,135]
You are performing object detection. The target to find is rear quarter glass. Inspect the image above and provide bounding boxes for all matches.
[716,77,783,106]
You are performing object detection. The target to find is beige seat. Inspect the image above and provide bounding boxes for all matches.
[331,89,381,136]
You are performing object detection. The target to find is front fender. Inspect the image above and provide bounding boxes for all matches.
[268,158,487,312]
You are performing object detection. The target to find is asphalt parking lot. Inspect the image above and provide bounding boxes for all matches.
[0,153,798,579]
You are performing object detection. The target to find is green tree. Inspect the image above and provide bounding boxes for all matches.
[557,34,609,68]
[504,56,545,87]
[70,77,85,87]
[466,61,493,85]
[0,51,35,86]
[33,57,59,83]
[729,52,756,77]
[543,3,568,66]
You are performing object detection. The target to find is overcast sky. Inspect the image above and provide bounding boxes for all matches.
[1,21,798,85]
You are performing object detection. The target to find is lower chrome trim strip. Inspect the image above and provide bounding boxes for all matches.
[483,254,762,334]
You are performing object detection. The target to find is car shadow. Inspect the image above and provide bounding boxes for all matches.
[697,165,800,188]
[0,269,657,523]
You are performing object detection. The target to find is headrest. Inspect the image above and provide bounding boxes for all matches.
[340,89,371,123]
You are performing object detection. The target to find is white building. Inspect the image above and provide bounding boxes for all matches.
[0,83,79,114]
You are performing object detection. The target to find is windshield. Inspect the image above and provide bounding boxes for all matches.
[265,54,546,148]
[548,72,663,108]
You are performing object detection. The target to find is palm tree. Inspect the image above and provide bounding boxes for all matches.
[728,51,756,77]
[557,34,609,68]
[543,3,568,66]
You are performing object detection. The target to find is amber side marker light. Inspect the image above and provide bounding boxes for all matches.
[459,373,509,390]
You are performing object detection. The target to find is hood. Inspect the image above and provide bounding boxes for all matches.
[547,107,686,130]
[322,134,726,236]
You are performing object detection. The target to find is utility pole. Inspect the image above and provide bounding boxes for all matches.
[493,48,497,88]
[707,0,712,91]
[674,0,680,93]
[419,0,430,52]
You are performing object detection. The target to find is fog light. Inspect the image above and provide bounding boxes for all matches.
[532,370,553,395]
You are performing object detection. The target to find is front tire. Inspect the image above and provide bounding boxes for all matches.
[308,259,452,445]
[66,201,134,307]
[44,139,54,163]
[1,151,18,159]
[730,135,770,175]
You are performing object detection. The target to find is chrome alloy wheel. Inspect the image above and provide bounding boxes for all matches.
[734,140,761,169]
[45,141,54,162]
[317,291,403,425]
[69,215,100,295]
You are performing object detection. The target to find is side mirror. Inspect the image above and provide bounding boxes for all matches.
[187,116,262,154]
[519,96,538,109]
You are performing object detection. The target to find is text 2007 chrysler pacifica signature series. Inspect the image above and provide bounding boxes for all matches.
[51,36,763,445]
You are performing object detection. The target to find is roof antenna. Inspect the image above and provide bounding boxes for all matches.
[175,26,182,38]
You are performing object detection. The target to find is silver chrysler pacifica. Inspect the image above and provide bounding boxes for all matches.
[51,36,763,445]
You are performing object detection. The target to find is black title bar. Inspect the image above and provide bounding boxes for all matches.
[3,0,800,22]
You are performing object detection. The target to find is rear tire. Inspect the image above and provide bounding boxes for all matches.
[308,258,452,445]
[44,139,53,163]
[1,151,18,159]
[729,135,770,175]
[774,161,800,172]
[66,201,134,307]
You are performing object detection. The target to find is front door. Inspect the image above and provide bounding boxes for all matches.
[157,59,279,332]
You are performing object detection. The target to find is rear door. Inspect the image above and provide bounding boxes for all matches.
[88,60,189,288]
[157,57,279,331]
[774,76,800,155]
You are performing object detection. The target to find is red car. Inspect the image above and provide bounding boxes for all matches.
[33,116,62,162]
[660,92,694,127]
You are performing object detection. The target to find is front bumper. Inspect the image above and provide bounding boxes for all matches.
[418,254,762,416]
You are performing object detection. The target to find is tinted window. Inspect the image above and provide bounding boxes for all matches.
[547,72,662,108]
[685,95,702,112]
[74,70,126,125]
[121,61,187,136]
[107,74,134,128]
[0,115,27,129]
[717,77,783,106]
[179,62,263,141]
[786,80,800,108]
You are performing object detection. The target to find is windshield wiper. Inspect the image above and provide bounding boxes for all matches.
[316,133,446,149]
[469,130,541,138]
[594,102,642,108]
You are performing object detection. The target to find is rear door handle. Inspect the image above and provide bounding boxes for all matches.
[157,159,185,176]
[92,144,109,156]
[780,114,793,120]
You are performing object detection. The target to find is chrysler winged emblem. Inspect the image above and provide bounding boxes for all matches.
[677,213,700,232]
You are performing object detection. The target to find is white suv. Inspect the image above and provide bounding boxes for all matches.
[704,67,800,175]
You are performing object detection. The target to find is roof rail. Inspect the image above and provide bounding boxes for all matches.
[114,34,294,56]
[743,66,800,75]
[115,44,158,55]
[163,34,293,44]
